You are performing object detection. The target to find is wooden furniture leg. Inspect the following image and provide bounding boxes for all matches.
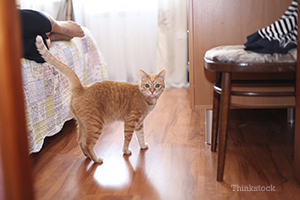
[211,72,221,152]
[216,72,232,182]
[211,90,220,152]
[0,1,34,199]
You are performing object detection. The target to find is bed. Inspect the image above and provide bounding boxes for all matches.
[21,27,108,153]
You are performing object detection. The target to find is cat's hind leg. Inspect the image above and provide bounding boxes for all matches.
[135,122,149,149]
[71,106,91,159]
[76,120,90,159]
[123,121,136,155]
[81,121,103,163]
[71,100,102,163]
[84,132,103,163]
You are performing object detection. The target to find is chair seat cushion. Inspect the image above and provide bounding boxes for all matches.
[205,45,297,63]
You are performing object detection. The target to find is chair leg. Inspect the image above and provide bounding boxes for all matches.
[211,90,220,152]
[287,108,295,124]
[216,72,231,182]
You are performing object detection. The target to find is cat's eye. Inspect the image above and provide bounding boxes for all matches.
[155,84,160,88]
[145,84,150,88]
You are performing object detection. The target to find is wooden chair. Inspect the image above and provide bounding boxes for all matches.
[204,45,297,182]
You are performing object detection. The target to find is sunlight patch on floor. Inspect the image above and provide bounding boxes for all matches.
[93,156,130,188]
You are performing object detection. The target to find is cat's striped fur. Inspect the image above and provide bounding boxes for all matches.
[36,36,166,163]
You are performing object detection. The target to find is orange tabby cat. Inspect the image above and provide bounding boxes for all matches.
[36,36,166,163]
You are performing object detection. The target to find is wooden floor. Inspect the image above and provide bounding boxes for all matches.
[31,88,300,200]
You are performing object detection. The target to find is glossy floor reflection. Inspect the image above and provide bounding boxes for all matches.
[92,150,160,199]
[93,156,130,187]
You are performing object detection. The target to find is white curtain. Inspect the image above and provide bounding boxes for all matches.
[73,0,158,83]
[156,0,188,87]
[19,0,188,86]
[19,0,60,17]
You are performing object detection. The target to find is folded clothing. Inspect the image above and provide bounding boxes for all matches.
[245,0,298,54]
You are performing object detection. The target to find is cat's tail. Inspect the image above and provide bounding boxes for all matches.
[35,35,83,94]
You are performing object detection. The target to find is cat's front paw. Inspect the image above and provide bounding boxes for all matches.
[122,148,132,155]
[140,142,149,149]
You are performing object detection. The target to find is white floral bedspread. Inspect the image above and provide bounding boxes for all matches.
[21,27,108,153]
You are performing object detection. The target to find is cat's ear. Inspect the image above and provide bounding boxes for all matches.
[158,69,166,81]
[140,69,148,80]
